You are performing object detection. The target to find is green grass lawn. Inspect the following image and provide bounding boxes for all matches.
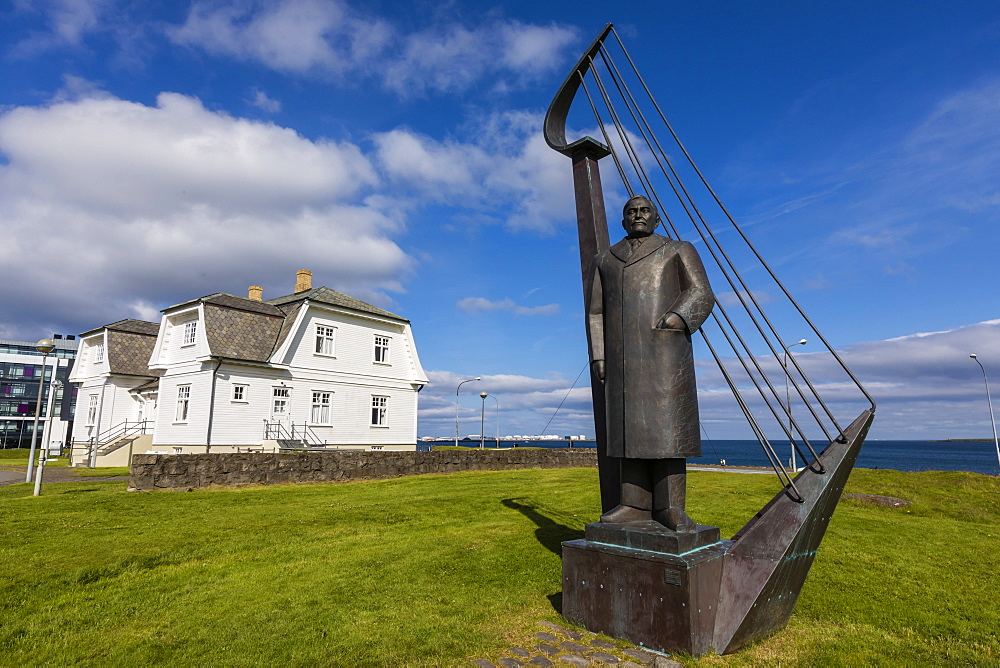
[0,448,69,469]
[1,467,997,666]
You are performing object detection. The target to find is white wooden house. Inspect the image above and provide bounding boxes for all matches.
[68,320,161,466]
[69,271,428,466]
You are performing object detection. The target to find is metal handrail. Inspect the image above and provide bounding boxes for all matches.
[263,421,328,447]
[90,420,153,447]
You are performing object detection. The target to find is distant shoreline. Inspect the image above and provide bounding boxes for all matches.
[934,438,997,442]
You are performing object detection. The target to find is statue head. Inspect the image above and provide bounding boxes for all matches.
[622,196,659,238]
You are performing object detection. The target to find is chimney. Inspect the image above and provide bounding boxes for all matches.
[248,285,263,301]
[295,269,312,293]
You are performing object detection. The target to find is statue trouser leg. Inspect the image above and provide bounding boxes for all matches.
[599,458,652,523]
[652,458,696,532]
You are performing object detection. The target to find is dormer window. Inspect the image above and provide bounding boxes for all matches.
[182,321,198,346]
[94,342,105,363]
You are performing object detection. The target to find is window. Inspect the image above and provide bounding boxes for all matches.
[272,387,289,415]
[232,384,248,402]
[315,324,336,356]
[371,395,388,427]
[311,391,331,424]
[175,385,190,422]
[94,343,105,363]
[374,336,390,364]
[182,321,198,346]
[87,395,98,425]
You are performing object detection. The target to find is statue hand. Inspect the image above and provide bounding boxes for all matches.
[592,360,605,384]
[656,312,686,330]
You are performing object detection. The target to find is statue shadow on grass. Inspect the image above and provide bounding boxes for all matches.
[501,498,583,614]
[501,498,584,556]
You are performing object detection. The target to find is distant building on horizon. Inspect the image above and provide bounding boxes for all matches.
[0,335,78,451]
[69,270,428,466]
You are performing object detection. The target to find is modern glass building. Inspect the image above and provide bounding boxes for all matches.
[0,336,78,450]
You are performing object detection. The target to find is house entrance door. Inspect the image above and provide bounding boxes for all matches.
[270,387,292,436]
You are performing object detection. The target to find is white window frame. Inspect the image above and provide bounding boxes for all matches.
[315,324,337,357]
[232,384,248,403]
[371,395,388,427]
[94,342,105,363]
[373,335,390,365]
[86,395,98,425]
[182,321,198,347]
[175,385,191,423]
[310,391,332,425]
[272,387,290,416]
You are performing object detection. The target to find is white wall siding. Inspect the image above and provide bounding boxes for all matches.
[72,376,148,442]
[152,367,214,445]
[155,307,206,367]
[69,333,109,382]
[207,364,288,446]
[280,307,413,381]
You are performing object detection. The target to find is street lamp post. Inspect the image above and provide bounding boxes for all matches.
[783,338,807,471]
[479,392,488,449]
[455,377,480,447]
[970,354,1000,471]
[486,394,500,448]
[34,379,61,497]
[25,338,55,484]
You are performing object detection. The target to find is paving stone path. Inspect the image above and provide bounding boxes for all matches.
[473,621,681,667]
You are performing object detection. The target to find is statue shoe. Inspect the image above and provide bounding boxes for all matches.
[599,504,651,524]
[653,507,697,533]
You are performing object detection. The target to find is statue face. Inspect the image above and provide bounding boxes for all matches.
[622,197,658,238]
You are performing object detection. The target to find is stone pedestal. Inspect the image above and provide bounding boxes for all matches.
[561,522,728,657]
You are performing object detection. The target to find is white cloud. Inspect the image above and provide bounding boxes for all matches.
[372,128,491,194]
[456,297,559,316]
[167,2,577,96]
[382,20,576,95]
[0,91,376,217]
[372,112,576,233]
[167,0,386,75]
[10,0,106,55]
[694,319,1000,441]
[419,370,592,436]
[0,90,408,338]
[248,88,281,113]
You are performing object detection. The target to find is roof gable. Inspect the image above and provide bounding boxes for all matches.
[266,287,407,322]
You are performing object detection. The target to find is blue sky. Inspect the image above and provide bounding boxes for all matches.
[2,1,1000,445]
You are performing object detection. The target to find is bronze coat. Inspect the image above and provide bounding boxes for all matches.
[588,234,715,459]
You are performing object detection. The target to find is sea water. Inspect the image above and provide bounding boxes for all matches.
[431,439,999,475]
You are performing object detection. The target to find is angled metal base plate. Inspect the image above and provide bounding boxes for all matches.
[712,409,875,653]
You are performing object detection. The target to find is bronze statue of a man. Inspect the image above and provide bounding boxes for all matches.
[588,196,715,531]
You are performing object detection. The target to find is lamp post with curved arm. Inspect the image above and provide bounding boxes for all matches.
[783,338,807,471]
[970,354,1000,471]
[454,377,480,447]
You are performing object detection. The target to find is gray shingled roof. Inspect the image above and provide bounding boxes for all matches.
[266,287,407,322]
[203,303,284,362]
[162,292,285,317]
[106,329,161,377]
[80,318,160,338]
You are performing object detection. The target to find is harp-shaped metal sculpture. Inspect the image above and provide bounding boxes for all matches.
[546,24,876,656]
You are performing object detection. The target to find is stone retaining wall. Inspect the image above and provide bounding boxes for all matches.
[128,449,598,491]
